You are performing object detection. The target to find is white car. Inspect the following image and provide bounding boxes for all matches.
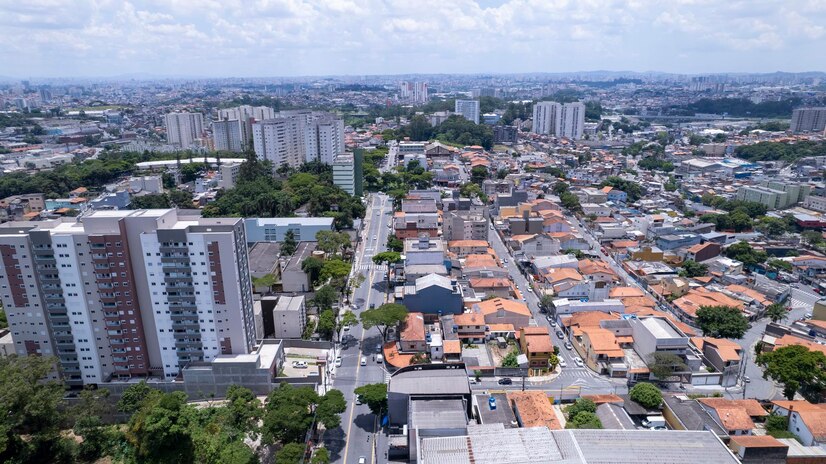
[558,358,567,368]
[343,324,351,331]
[574,357,584,367]
[334,356,342,367]
[564,342,573,350]
[292,361,308,369]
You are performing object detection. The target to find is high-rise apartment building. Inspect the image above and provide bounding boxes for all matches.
[532,102,561,135]
[560,102,585,140]
[212,118,243,153]
[531,101,585,139]
[217,105,276,151]
[400,81,428,104]
[0,209,256,386]
[164,112,204,148]
[332,150,364,196]
[791,107,826,134]
[252,110,344,167]
[454,100,480,124]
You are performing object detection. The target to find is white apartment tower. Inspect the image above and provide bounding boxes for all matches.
[164,112,204,148]
[252,111,344,167]
[213,118,243,153]
[217,105,276,150]
[560,102,585,140]
[454,100,481,124]
[0,209,257,385]
[532,102,562,135]
[791,107,826,134]
[531,101,585,140]
[413,82,428,104]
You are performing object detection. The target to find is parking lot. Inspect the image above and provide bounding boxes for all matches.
[281,346,331,378]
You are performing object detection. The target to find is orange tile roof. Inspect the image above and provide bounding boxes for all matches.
[581,327,625,357]
[383,342,415,368]
[448,240,489,248]
[401,312,425,342]
[725,284,772,307]
[620,296,657,309]
[673,288,744,318]
[488,323,515,332]
[511,234,538,243]
[774,334,826,356]
[469,277,511,289]
[520,328,555,353]
[578,259,617,278]
[454,312,485,326]
[545,268,583,284]
[609,240,639,249]
[443,339,462,354]
[476,298,531,317]
[609,287,645,298]
[695,337,743,362]
[507,391,561,430]
[729,435,787,448]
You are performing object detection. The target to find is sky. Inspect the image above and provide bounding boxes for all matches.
[1,0,825,78]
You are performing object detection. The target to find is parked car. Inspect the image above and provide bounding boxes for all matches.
[556,331,565,339]
[468,377,479,384]
[574,357,584,367]
[498,378,513,385]
[488,397,497,410]
[334,356,342,367]
[564,342,573,350]
[743,376,751,383]
[343,324,351,331]
[559,358,567,368]
[550,320,558,327]
[360,357,367,366]
[292,361,308,369]
[376,354,384,363]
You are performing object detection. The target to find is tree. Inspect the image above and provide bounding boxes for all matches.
[765,303,788,323]
[724,241,768,268]
[281,230,297,256]
[316,230,348,256]
[315,389,347,430]
[629,383,663,409]
[302,256,324,286]
[276,442,306,464]
[559,191,582,212]
[767,259,792,272]
[387,235,403,252]
[501,349,519,368]
[679,260,708,278]
[0,355,70,462]
[647,352,689,382]
[565,398,596,421]
[125,391,195,464]
[353,383,388,417]
[470,165,489,185]
[756,216,790,238]
[566,411,603,429]
[552,181,570,195]
[757,345,826,401]
[317,309,337,340]
[373,251,402,286]
[539,294,555,312]
[696,305,749,339]
[252,273,277,290]
[312,285,338,310]
[168,189,194,208]
[319,258,351,283]
[360,303,408,341]
[459,182,487,203]
[600,176,644,202]
[339,310,359,330]
[224,385,262,436]
[118,380,159,413]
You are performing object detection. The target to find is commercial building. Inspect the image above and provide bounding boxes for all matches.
[791,107,826,134]
[212,118,243,153]
[252,110,345,167]
[0,209,256,386]
[244,217,334,243]
[735,181,810,210]
[332,150,363,196]
[164,112,204,148]
[455,100,481,124]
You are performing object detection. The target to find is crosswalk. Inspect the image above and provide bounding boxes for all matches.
[556,368,594,381]
[358,263,387,272]
[789,297,813,310]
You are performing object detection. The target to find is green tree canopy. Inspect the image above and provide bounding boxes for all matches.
[281,230,297,256]
[765,303,788,323]
[302,256,324,285]
[679,260,708,278]
[724,241,768,268]
[354,383,388,416]
[647,352,689,382]
[696,305,749,339]
[629,382,663,409]
[360,303,408,341]
[757,345,826,401]
[566,411,603,429]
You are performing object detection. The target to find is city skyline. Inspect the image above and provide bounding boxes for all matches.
[2,1,825,78]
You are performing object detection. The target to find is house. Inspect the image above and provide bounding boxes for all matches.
[579,327,626,377]
[453,312,488,343]
[468,277,512,298]
[629,246,665,262]
[510,233,560,257]
[443,339,462,363]
[578,259,619,283]
[518,327,555,373]
[602,186,628,204]
[684,242,722,263]
[448,239,490,258]
[770,400,826,446]
[698,398,768,436]
[691,337,743,387]
[672,287,745,323]
[400,312,427,353]
[401,273,464,315]
[474,298,532,330]
[507,391,562,429]
[581,203,612,217]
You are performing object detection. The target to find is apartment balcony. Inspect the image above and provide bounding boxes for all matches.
[93,264,110,270]
[112,356,129,363]
[33,254,56,262]
[97,283,114,290]
[105,321,121,328]
[91,253,108,259]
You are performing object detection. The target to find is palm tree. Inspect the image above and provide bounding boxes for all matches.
[765,303,788,323]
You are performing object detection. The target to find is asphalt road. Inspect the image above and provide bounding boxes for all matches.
[326,193,393,464]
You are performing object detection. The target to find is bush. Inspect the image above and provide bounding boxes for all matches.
[765,414,788,432]
[566,411,603,429]
[629,383,663,409]
[565,398,596,421]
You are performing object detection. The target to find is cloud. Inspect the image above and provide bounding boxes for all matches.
[0,0,823,77]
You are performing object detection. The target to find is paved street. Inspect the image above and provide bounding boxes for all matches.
[326,193,394,464]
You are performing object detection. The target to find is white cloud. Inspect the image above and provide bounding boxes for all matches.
[0,0,823,76]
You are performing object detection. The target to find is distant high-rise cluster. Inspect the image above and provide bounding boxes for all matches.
[531,101,585,140]
[400,81,429,104]
[454,99,481,124]
[213,105,276,152]
[164,112,204,148]
[791,107,826,134]
[0,209,256,386]
[252,110,345,167]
